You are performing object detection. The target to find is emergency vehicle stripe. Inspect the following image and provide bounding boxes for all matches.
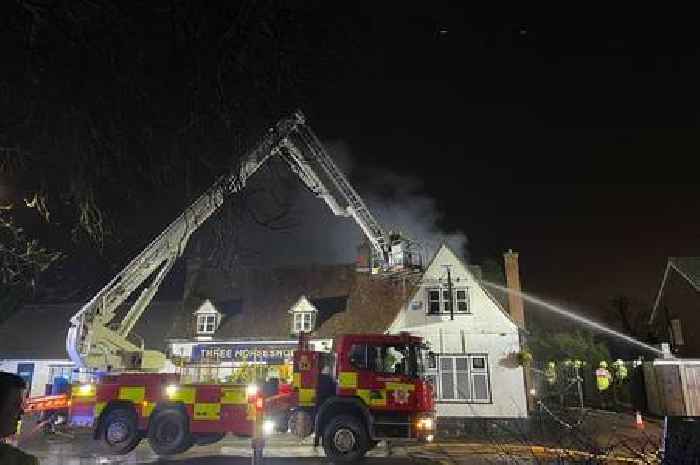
[193,403,221,420]
[338,372,358,389]
[220,387,247,405]
[94,402,107,417]
[142,401,155,417]
[298,388,316,406]
[386,383,415,391]
[357,389,387,407]
[169,386,196,404]
[118,387,145,403]
[292,372,301,388]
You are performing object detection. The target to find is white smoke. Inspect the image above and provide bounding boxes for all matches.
[208,141,468,267]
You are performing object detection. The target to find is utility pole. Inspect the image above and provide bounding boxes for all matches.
[443,265,454,320]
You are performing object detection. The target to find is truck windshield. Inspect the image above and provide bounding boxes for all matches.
[348,343,419,377]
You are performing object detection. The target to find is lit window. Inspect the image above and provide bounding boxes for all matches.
[197,314,217,334]
[426,288,470,314]
[293,312,314,333]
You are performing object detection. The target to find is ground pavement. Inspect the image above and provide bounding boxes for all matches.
[16,410,661,465]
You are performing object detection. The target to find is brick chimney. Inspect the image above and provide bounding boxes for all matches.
[503,249,526,328]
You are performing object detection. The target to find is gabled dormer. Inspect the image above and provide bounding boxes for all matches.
[288,295,318,334]
[193,299,221,340]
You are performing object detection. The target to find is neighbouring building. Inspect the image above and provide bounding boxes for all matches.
[649,257,700,358]
[0,244,528,422]
[0,302,180,396]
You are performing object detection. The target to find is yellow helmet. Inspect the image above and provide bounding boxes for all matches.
[599,360,608,368]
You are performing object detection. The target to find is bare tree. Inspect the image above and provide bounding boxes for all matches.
[0,1,352,301]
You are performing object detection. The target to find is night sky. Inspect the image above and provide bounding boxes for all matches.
[3,5,699,327]
[302,12,700,321]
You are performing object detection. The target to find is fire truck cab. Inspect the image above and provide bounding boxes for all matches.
[288,332,435,462]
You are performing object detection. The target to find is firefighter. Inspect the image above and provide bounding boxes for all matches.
[595,361,612,391]
[612,359,628,383]
[0,372,39,465]
[544,361,557,385]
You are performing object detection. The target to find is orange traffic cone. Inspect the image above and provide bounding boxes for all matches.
[635,411,644,430]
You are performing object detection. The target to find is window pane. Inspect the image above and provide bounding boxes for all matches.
[472,357,486,369]
[457,301,468,312]
[473,374,489,400]
[442,302,450,312]
[456,371,470,400]
[441,372,454,399]
[349,344,365,368]
[429,290,440,301]
[429,302,440,314]
[440,357,453,371]
[455,357,469,371]
[442,291,450,300]
[456,290,466,300]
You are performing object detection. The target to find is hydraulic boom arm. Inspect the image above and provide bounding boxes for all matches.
[66,110,399,372]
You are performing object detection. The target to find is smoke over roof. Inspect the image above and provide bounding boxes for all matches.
[196,140,468,268]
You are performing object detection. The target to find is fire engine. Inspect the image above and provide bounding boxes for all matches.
[25,111,434,461]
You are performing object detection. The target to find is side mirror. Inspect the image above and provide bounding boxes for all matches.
[427,351,438,368]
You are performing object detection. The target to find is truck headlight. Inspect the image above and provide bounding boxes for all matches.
[263,420,275,436]
[165,384,178,398]
[416,417,434,430]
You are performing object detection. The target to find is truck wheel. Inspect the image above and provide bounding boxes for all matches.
[147,408,193,455]
[322,414,369,463]
[99,408,142,455]
[193,432,226,446]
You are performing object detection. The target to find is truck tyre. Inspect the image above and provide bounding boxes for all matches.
[193,432,226,446]
[322,414,369,463]
[99,407,142,455]
[147,408,193,455]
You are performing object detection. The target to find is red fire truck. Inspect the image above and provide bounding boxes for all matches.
[25,112,434,461]
[37,332,434,461]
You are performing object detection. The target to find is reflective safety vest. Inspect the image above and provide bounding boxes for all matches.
[595,368,611,391]
[614,364,628,381]
[544,364,557,385]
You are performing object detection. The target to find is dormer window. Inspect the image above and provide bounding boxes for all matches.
[194,299,221,337]
[197,314,217,334]
[289,295,318,335]
[294,313,314,333]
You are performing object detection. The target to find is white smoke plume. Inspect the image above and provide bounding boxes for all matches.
[206,141,468,268]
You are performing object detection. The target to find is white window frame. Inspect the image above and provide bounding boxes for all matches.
[293,312,314,334]
[426,287,470,315]
[196,314,218,334]
[48,365,73,383]
[437,354,490,403]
